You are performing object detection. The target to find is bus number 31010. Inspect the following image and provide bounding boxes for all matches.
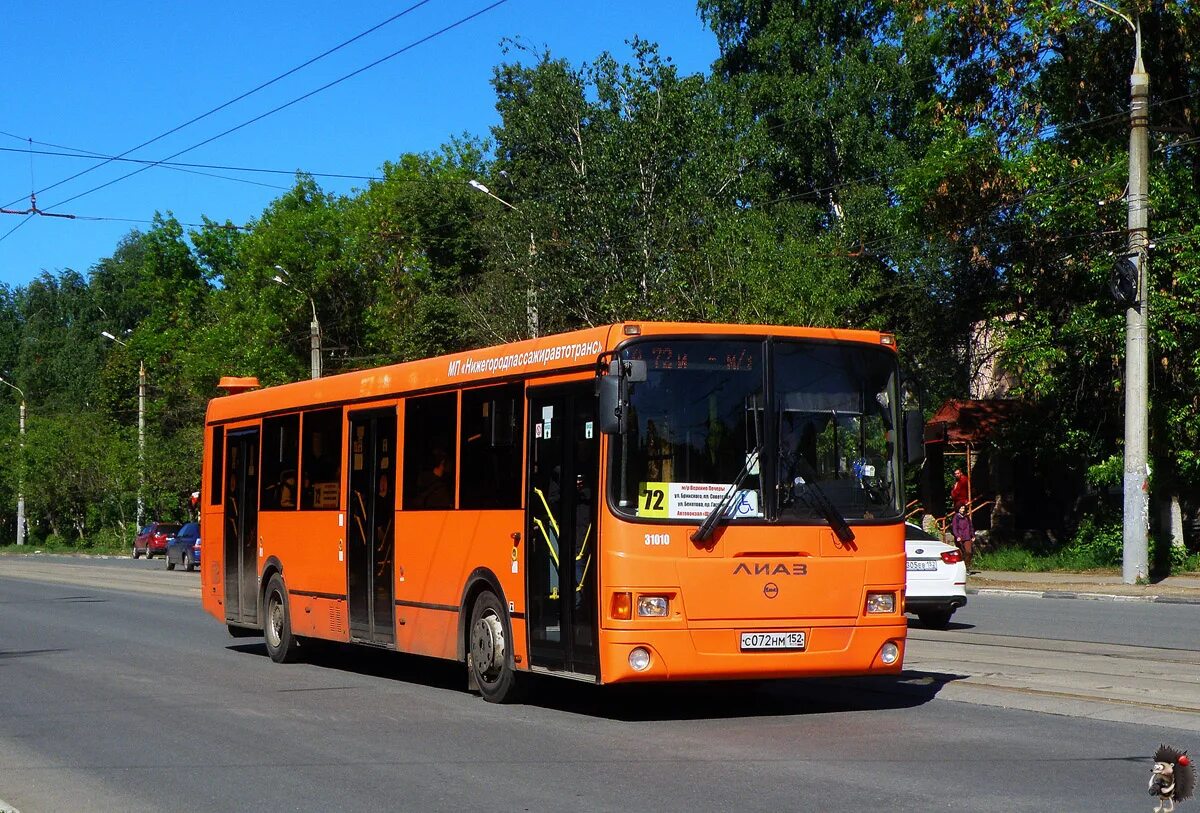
[645,533,671,546]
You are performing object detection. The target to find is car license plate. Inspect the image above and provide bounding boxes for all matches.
[740,631,806,651]
[907,560,938,571]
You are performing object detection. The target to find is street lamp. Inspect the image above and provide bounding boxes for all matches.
[467,179,539,337]
[468,179,519,211]
[1086,0,1150,584]
[0,376,26,546]
[101,330,146,530]
[273,265,322,379]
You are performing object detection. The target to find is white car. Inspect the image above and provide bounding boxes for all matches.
[904,522,967,629]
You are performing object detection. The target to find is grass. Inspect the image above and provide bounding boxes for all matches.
[975,545,1200,575]
[0,537,132,556]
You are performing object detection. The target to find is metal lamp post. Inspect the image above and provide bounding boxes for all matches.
[273,265,322,379]
[0,376,26,546]
[101,331,145,530]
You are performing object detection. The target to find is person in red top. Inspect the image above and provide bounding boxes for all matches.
[950,467,970,509]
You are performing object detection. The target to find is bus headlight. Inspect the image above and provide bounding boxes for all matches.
[629,647,652,671]
[636,596,669,617]
[880,642,900,664]
[865,592,896,614]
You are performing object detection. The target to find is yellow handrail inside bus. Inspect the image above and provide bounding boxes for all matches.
[533,487,560,536]
[532,518,560,567]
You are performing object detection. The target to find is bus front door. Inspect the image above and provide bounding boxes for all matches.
[223,429,260,627]
[526,383,599,678]
[346,408,397,645]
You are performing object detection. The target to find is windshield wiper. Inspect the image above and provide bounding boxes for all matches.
[787,456,856,546]
[691,446,762,545]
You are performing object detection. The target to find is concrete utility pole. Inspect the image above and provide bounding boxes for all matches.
[101,331,145,529]
[309,311,322,380]
[1121,10,1151,583]
[138,359,146,529]
[0,377,26,546]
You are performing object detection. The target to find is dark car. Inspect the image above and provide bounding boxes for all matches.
[166,522,201,572]
[133,522,181,559]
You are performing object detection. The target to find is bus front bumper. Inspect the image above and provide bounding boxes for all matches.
[598,623,907,684]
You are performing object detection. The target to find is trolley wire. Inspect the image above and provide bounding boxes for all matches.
[0,0,436,211]
[37,0,510,215]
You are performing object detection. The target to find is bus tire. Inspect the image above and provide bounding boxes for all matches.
[263,574,301,663]
[468,590,520,704]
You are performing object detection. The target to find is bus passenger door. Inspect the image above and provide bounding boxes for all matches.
[526,383,599,678]
[346,408,397,645]
[223,429,260,626]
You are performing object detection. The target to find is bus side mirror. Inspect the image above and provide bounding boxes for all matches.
[904,409,925,465]
[597,359,646,435]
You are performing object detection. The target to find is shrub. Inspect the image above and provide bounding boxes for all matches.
[1065,513,1123,567]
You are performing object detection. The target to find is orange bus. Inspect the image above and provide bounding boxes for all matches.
[200,322,923,702]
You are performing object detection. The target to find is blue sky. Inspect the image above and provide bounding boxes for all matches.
[0,1,719,288]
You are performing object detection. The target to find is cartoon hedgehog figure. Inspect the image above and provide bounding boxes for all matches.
[1150,744,1194,813]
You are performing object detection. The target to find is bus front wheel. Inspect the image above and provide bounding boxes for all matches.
[468,590,520,703]
[263,574,301,664]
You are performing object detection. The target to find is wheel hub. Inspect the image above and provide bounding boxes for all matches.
[471,612,505,680]
[267,599,283,647]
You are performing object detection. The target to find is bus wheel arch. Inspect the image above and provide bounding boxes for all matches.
[263,571,301,663]
[258,557,285,623]
[459,569,521,703]
[457,569,510,661]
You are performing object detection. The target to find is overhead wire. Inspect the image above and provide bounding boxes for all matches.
[38,0,511,215]
[0,145,292,192]
[0,144,384,185]
[0,1,510,247]
[0,0,436,210]
[2,22,1194,258]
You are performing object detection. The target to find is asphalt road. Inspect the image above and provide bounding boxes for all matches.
[952,592,1200,651]
[0,555,1195,812]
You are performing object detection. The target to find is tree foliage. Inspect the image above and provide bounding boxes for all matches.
[2,1,1200,547]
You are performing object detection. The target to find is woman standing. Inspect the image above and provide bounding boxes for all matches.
[951,503,975,572]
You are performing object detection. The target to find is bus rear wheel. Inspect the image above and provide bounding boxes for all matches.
[263,574,301,663]
[468,590,520,703]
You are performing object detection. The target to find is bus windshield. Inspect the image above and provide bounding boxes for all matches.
[612,338,902,523]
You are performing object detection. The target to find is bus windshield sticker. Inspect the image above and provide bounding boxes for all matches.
[637,482,761,520]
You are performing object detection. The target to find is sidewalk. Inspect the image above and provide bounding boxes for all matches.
[969,569,1200,604]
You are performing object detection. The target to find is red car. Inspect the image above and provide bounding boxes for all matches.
[133,522,181,559]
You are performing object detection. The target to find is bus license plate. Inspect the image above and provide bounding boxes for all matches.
[906,561,938,571]
[740,631,806,651]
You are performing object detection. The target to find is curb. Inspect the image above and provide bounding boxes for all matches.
[968,586,1200,605]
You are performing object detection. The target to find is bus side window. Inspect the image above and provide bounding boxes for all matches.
[210,426,224,506]
[460,383,522,510]
[403,392,458,511]
[300,408,343,511]
[261,414,300,511]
